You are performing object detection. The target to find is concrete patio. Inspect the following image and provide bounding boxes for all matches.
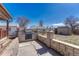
[17,40,61,56]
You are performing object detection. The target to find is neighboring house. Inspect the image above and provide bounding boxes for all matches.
[0,26,17,38]
[9,26,17,31]
[0,26,6,30]
[57,26,72,35]
[31,25,46,32]
[0,26,17,30]
[25,29,32,32]
[73,25,79,34]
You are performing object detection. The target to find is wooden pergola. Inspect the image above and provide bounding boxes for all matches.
[0,4,12,37]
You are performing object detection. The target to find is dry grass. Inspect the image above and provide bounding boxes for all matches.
[54,34,79,46]
[39,32,47,37]
[39,32,79,46]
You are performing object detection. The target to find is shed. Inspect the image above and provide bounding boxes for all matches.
[57,26,72,35]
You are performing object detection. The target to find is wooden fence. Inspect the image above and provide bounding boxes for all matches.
[0,28,7,39]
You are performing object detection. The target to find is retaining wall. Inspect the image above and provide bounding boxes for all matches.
[51,39,79,56]
[37,32,79,56]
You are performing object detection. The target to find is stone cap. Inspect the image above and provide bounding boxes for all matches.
[52,39,79,49]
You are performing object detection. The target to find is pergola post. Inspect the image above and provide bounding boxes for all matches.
[6,20,9,37]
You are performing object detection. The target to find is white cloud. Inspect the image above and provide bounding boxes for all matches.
[76,21,79,24]
[52,23,65,28]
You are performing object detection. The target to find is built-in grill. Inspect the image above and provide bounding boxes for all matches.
[25,32,32,39]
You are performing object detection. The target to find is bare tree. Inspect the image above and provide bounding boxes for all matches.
[18,16,29,27]
[17,16,29,31]
[64,16,79,33]
[39,20,43,27]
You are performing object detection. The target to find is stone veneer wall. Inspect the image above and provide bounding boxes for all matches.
[32,32,38,40]
[37,31,79,56]
[38,31,54,47]
[51,39,79,56]
[18,30,26,42]
[0,38,19,56]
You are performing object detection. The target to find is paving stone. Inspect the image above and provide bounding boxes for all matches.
[31,41,61,56]
[17,41,61,56]
[17,42,37,56]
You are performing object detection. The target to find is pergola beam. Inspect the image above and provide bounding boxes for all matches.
[0,4,12,20]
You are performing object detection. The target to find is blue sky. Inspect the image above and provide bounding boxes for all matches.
[2,3,79,27]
